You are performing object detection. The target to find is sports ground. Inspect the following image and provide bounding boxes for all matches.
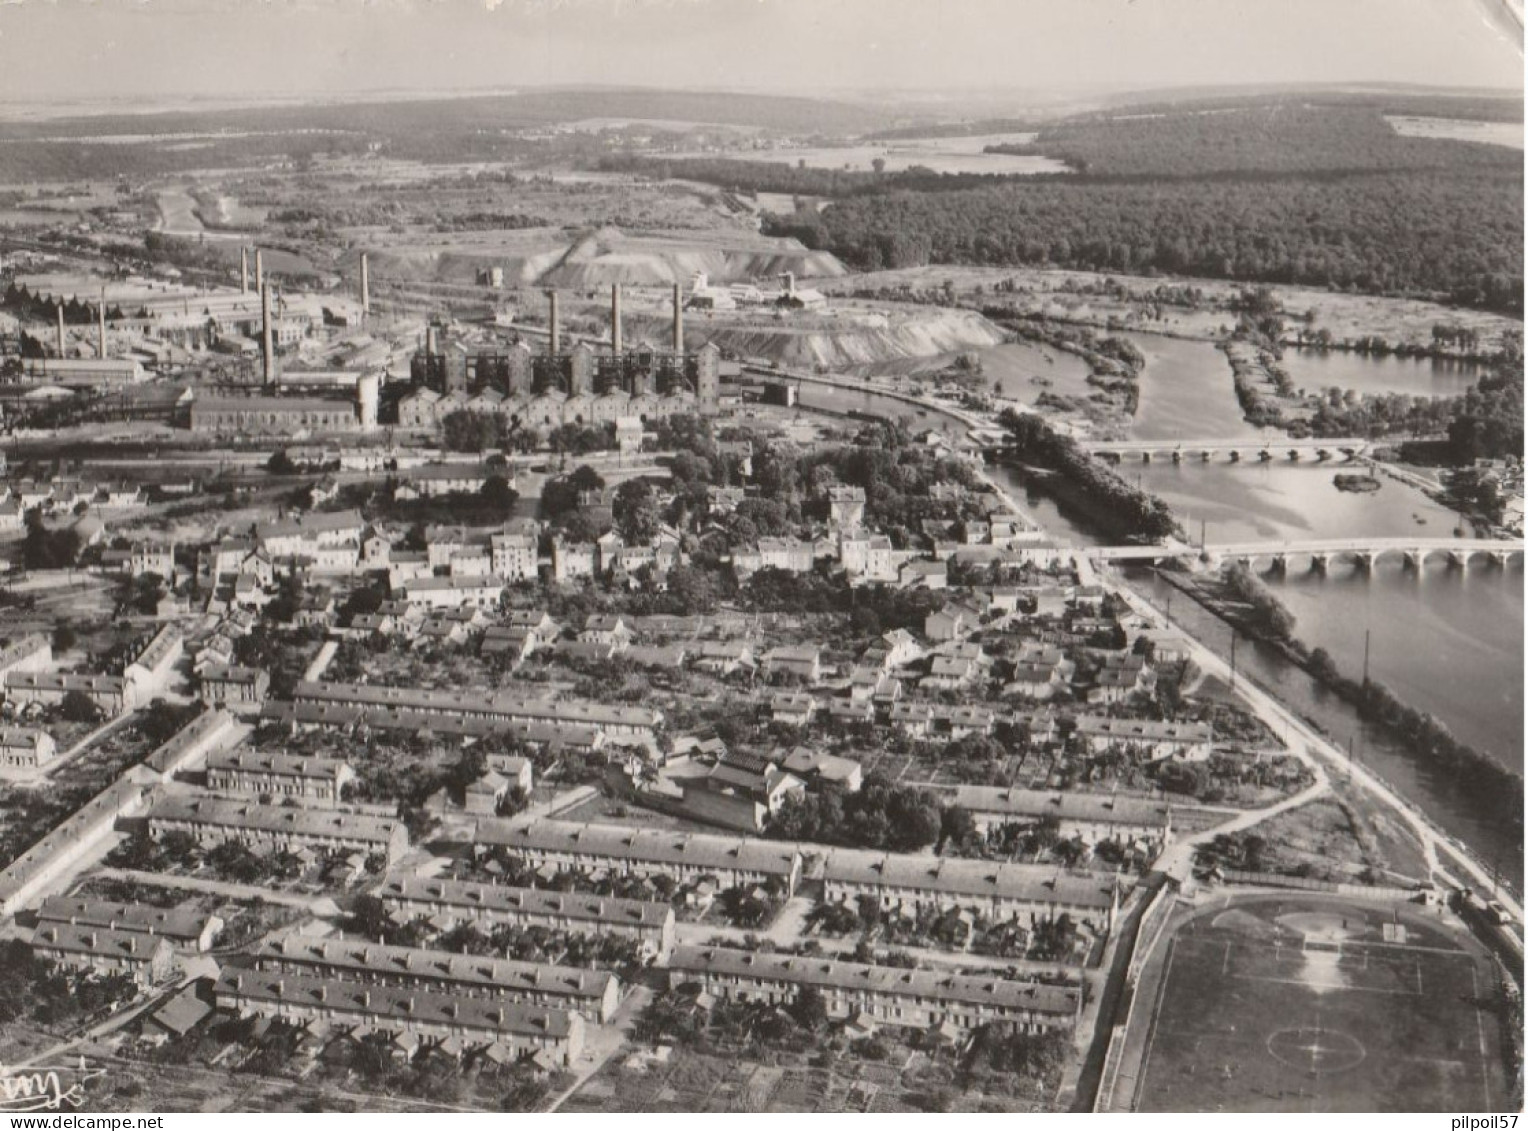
[1133,895,1509,1112]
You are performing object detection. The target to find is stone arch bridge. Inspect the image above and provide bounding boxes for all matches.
[1090,538,1524,574]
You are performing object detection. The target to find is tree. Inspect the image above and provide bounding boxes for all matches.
[788,985,829,1031]
[541,464,606,523]
[940,805,976,847]
[441,410,504,453]
[613,478,660,544]
[266,450,297,475]
[20,510,82,571]
[59,689,101,725]
[480,474,519,511]
[51,623,77,653]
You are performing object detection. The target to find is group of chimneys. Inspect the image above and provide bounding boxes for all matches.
[54,286,110,360]
[239,246,372,385]
[545,283,684,357]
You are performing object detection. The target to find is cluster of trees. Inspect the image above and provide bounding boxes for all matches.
[1219,561,1297,643]
[1446,365,1524,462]
[1306,647,1524,831]
[766,775,945,852]
[999,410,1179,541]
[440,410,520,454]
[770,170,1522,313]
[0,939,136,1027]
[539,463,606,540]
[1300,387,1460,441]
[986,102,1522,178]
[20,510,82,570]
[739,567,944,631]
[1444,466,1507,523]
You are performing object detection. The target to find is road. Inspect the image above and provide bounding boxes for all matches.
[545,984,653,1113]
[42,708,140,776]
[932,374,1518,918]
[1104,571,1528,920]
[94,867,345,917]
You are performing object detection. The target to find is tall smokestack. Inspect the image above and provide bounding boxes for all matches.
[240,248,249,294]
[548,290,560,356]
[261,282,276,386]
[56,305,65,356]
[97,289,106,358]
[611,284,622,355]
[671,282,683,353]
[254,249,264,294]
[360,252,371,317]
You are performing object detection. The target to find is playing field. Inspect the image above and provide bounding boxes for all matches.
[1135,897,1506,1112]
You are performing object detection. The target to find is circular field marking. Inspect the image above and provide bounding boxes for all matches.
[1277,912,1366,941]
[1266,1027,1366,1075]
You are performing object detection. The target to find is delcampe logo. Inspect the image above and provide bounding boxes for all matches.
[0,1058,105,1112]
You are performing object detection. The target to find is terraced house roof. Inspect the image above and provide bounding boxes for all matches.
[253,935,615,1001]
[148,795,400,845]
[670,945,1080,1017]
[378,876,673,929]
[822,847,1118,911]
[215,968,576,1039]
[207,748,351,782]
[37,895,211,942]
[476,820,802,879]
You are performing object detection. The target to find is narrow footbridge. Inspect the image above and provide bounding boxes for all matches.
[1090,537,1524,571]
[1078,437,1372,463]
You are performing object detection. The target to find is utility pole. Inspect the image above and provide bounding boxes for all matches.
[1361,628,1371,689]
[1229,628,1237,692]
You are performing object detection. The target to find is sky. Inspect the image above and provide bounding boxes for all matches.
[0,0,1521,106]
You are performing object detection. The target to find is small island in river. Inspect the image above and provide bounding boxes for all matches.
[1333,472,1383,493]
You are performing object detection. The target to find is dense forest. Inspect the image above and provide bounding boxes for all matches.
[653,96,1527,314]
[1446,366,1526,461]
[770,170,1522,313]
[981,103,1521,177]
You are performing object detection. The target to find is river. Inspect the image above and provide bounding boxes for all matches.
[1121,332,1522,774]
[1123,332,1262,440]
[1279,347,1483,399]
[992,455,1524,891]
[797,365,1523,890]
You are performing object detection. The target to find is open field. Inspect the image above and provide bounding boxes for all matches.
[1135,896,1507,1112]
[823,266,1524,354]
[1385,116,1524,149]
[662,133,1067,176]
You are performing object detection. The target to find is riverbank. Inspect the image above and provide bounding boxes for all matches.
[991,315,1145,436]
[1155,566,1523,833]
[994,412,1177,543]
[764,354,1521,902]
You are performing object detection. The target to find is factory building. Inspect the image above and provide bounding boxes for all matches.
[403,286,719,431]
